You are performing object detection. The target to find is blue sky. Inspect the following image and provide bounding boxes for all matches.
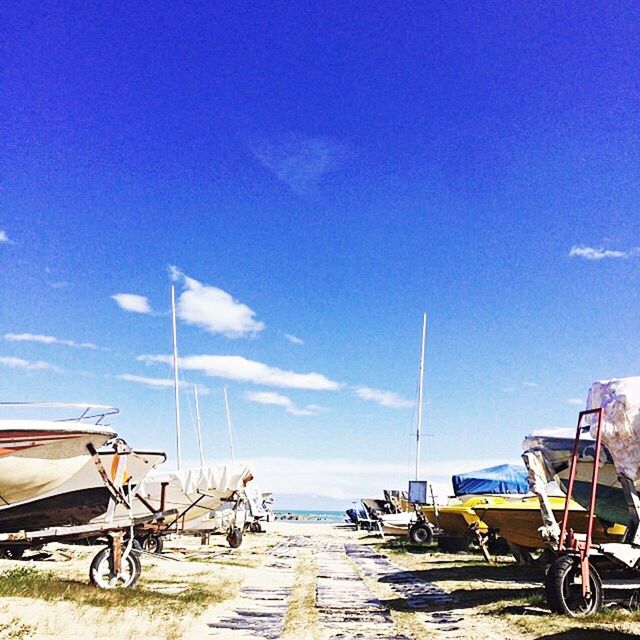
[2,2,640,508]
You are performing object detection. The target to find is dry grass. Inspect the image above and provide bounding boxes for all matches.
[0,619,34,640]
[0,565,234,617]
[282,554,320,639]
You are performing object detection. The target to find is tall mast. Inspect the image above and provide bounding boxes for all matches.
[194,385,204,467]
[171,285,182,470]
[415,313,427,480]
[223,386,235,461]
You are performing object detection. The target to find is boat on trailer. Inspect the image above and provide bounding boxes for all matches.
[0,403,116,506]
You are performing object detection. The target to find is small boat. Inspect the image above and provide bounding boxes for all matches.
[0,403,116,507]
[0,440,166,533]
[135,462,254,525]
[523,430,631,526]
[422,495,508,536]
[472,495,626,550]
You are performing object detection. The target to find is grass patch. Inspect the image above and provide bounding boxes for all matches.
[0,565,234,616]
[282,554,319,639]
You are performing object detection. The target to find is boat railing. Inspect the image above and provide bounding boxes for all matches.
[0,402,119,425]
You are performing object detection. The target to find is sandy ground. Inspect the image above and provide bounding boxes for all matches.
[1,522,639,639]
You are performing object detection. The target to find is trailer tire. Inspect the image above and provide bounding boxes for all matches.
[227,527,243,548]
[89,546,142,589]
[409,523,433,545]
[545,555,603,616]
[142,534,164,554]
[249,521,262,533]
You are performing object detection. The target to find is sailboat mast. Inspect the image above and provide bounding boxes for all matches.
[223,386,235,461]
[171,285,182,470]
[194,385,204,467]
[415,313,427,480]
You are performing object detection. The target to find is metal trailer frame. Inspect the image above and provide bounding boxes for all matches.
[547,407,640,615]
[133,486,247,550]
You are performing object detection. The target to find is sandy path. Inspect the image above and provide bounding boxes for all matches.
[197,526,524,639]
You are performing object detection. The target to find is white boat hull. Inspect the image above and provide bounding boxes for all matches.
[0,421,114,506]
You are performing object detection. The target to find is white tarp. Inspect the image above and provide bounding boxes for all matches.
[141,461,253,495]
[587,377,640,480]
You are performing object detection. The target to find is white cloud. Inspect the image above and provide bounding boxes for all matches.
[4,333,97,350]
[116,373,209,394]
[50,282,70,289]
[523,381,540,388]
[139,353,341,391]
[502,386,516,393]
[353,386,413,409]
[246,390,327,416]
[0,230,11,243]
[0,356,63,373]
[284,333,304,345]
[111,293,152,314]
[170,267,265,338]
[569,246,630,260]
[567,397,584,406]
[250,133,346,194]
[246,455,523,502]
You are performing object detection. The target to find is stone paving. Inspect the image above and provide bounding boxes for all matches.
[206,533,517,639]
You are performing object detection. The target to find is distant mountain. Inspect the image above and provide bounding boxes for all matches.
[272,493,355,511]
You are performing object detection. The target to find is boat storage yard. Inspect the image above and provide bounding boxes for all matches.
[2,379,640,638]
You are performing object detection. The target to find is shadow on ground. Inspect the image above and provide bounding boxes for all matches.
[535,632,640,640]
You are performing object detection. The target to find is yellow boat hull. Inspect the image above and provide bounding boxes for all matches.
[473,496,626,549]
[421,496,507,537]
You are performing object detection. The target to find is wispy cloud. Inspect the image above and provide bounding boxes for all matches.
[0,230,12,244]
[4,333,97,350]
[523,381,540,388]
[0,356,63,373]
[116,373,209,394]
[111,293,153,314]
[249,455,523,502]
[567,397,584,406]
[353,386,413,409]
[569,245,635,260]
[284,333,304,345]
[502,386,516,393]
[50,281,70,289]
[170,267,265,338]
[139,354,341,391]
[246,390,327,416]
[250,133,346,194]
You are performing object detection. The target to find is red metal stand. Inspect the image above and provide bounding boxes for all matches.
[558,408,603,597]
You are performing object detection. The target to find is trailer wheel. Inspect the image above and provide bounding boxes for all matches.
[249,521,262,533]
[89,547,142,589]
[142,534,164,554]
[409,523,433,545]
[227,527,243,548]
[545,555,603,616]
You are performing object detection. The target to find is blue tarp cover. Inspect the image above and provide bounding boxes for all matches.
[451,464,529,496]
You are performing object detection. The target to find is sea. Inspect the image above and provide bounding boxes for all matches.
[273,509,346,524]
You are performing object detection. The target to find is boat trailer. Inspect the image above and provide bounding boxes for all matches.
[545,408,640,615]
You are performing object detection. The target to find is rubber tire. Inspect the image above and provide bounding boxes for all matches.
[545,555,603,616]
[249,521,262,533]
[227,527,243,549]
[409,523,433,545]
[89,546,142,589]
[438,536,470,553]
[0,545,26,560]
[142,534,164,554]
[488,536,511,557]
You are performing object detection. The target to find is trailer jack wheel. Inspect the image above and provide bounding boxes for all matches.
[227,527,243,548]
[141,534,164,554]
[89,546,142,589]
[545,556,603,616]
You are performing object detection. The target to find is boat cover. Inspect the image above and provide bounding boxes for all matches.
[452,464,529,497]
[588,377,640,480]
[141,462,253,495]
